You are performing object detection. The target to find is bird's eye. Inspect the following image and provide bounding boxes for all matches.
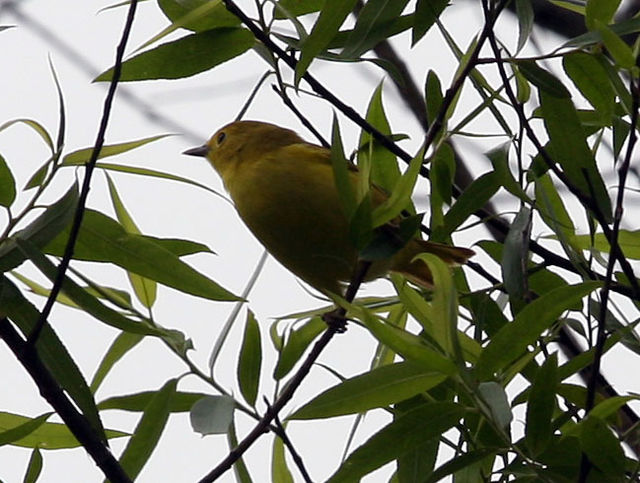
[217,132,226,145]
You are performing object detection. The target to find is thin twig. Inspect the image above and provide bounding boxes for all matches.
[29,0,139,343]
[199,261,372,482]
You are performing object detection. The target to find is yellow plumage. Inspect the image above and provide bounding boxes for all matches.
[184,120,473,294]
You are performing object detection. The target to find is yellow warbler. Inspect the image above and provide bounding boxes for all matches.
[184,121,473,294]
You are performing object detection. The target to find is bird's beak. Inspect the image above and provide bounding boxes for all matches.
[183,145,209,157]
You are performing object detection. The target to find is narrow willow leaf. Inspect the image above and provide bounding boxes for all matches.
[227,420,252,483]
[327,402,465,482]
[526,353,558,456]
[426,448,497,483]
[434,172,499,240]
[412,0,447,45]
[563,52,615,123]
[501,206,531,306]
[44,210,239,301]
[273,0,323,19]
[371,145,423,228]
[119,379,177,480]
[23,447,43,483]
[23,162,50,190]
[189,395,235,435]
[361,309,457,375]
[90,332,145,393]
[237,310,262,407]
[106,175,157,308]
[516,60,571,98]
[535,173,577,245]
[428,143,454,234]
[0,277,105,439]
[342,0,410,58]
[158,0,239,32]
[0,183,77,273]
[585,0,621,30]
[296,0,358,83]
[98,391,208,412]
[597,21,635,69]
[476,282,601,379]
[96,28,254,81]
[290,362,446,419]
[414,254,457,358]
[425,70,444,128]
[0,118,54,152]
[330,115,356,219]
[0,154,16,207]
[486,143,530,203]
[272,423,294,483]
[0,411,126,449]
[62,135,170,166]
[88,161,226,200]
[478,382,513,429]
[274,317,325,380]
[0,412,51,445]
[539,90,613,222]
[358,82,400,193]
[515,0,534,51]
[578,415,626,477]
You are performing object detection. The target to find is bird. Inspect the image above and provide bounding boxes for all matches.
[184,120,473,295]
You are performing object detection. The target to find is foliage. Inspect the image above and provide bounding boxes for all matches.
[2,0,640,481]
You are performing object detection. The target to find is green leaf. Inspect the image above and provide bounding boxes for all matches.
[516,60,571,98]
[412,0,447,45]
[0,412,51,445]
[16,239,164,336]
[597,21,635,69]
[515,0,534,52]
[330,115,356,219]
[273,0,323,18]
[227,421,252,483]
[0,277,106,440]
[23,162,50,190]
[291,362,446,419]
[539,89,613,222]
[272,422,294,483]
[296,0,358,83]
[476,282,601,379]
[119,379,177,480]
[535,173,577,246]
[0,118,54,152]
[586,0,621,30]
[89,161,226,199]
[525,353,557,456]
[327,402,465,482]
[44,210,239,301]
[106,175,157,308]
[563,52,615,123]
[486,143,530,202]
[237,310,262,407]
[274,317,325,379]
[158,0,239,32]
[0,153,16,207]
[0,183,78,273]
[434,171,500,240]
[96,28,254,82]
[0,411,126,449]
[478,381,513,429]
[501,206,531,306]
[371,145,423,228]
[360,309,458,375]
[62,135,170,165]
[425,70,444,128]
[358,82,400,193]
[98,391,208,412]
[189,395,235,435]
[90,332,144,393]
[23,447,43,483]
[426,448,497,483]
[578,415,626,476]
[341,0,410,58]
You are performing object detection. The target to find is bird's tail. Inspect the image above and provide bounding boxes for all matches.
[391,239,475,288]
